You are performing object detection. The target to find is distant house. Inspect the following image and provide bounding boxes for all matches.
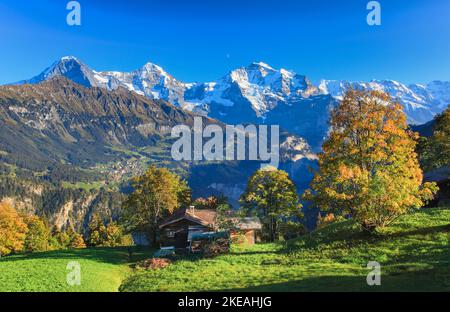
[159,206,261,248]
[229,217,262,245]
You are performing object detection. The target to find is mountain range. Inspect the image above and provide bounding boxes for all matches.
[15,56,449,151]
[18,56,449,126]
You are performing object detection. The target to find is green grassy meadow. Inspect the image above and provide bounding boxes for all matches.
[1,208,449,292]
[0,247,154,292]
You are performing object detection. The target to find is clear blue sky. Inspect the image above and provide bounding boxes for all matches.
[0,0,449,85]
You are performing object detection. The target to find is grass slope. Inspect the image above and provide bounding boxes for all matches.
[0,247,153,292]
[1,208,448,292]
[120,208,450,292]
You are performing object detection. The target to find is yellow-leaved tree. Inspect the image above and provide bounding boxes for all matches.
[304,89,438,231]
[121,165,191,245]
[0,202,28,256]
[240,167,302,242]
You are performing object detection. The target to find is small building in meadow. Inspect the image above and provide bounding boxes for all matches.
[229,217,262,245]
[158,206,261,248]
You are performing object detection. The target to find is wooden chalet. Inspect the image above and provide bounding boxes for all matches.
[159,206,261,248]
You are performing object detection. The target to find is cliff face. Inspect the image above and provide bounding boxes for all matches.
[0,177,123,233]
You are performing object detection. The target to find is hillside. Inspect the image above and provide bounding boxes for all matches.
[1,208,448,292]
[120,207,450,292]
[0,77,196,171]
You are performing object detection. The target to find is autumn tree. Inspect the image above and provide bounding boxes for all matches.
[240,167,301,242]
[304,89,438,231]
[87,214,130,247]
[192,196,219,210]
[49,226,71,249]
[62,226,86,249]
[69,232,86,249]
[104,222,128,247]
[0,202,28,256]
[87,214,107,247]
[417,105,450,171]
[121,165,191,245]
[23,215,50,252]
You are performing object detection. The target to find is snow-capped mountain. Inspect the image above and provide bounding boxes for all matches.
[19,56,102,88]
[19,56,193,109]
[426,80,450,110]
[185,62,320,117]
[16,56,449,129]
[318,79,448,125]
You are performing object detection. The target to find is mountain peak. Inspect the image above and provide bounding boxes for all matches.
[140,62,166,74]
[52,56,86,69]
[59,56,79,62]
[20,56,95,88]
[250,61,274,70]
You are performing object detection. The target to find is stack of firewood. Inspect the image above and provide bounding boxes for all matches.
[203,238,230,258]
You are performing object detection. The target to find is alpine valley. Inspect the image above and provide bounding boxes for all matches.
[1,56,448,231]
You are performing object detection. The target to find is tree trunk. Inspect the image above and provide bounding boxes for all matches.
[270,217,275,242]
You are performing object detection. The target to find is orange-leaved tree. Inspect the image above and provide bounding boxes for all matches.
[304,89,438,231]
[0,202,28,256]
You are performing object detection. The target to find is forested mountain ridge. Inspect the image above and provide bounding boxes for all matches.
[0,77,198,171]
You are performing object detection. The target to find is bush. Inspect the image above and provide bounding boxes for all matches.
[279,221,306,240]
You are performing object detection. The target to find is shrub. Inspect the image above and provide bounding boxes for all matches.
[279,221,306,240]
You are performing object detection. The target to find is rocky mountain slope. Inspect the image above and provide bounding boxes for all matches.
[1,77,195,170]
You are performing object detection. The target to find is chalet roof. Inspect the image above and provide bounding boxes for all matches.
[159,207,262,231]
[233,217,262,230]
[159,207,217,229]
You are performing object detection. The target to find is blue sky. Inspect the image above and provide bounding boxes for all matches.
[0,0,449,85]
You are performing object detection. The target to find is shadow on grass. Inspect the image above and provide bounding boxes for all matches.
[0,246,155,266]
[285,221,450,253]
[383,224,450,238]
[215,268,450,292]
[231,250,281,256]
